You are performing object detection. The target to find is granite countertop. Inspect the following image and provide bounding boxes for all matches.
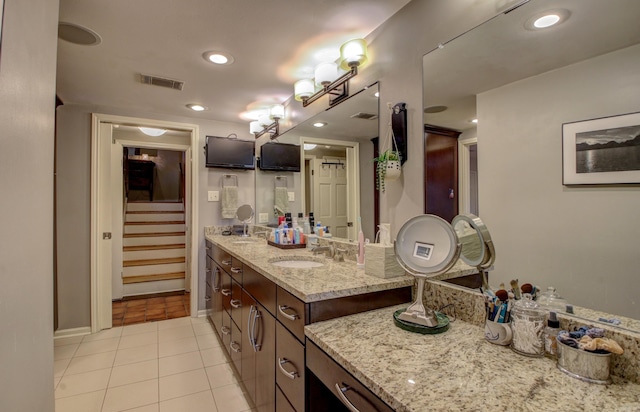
[205,234,415,302]
[305,305,640,412]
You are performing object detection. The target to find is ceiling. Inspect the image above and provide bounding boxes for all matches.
[56,0,411,128]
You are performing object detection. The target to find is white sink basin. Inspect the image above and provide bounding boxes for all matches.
[269,257,325,269]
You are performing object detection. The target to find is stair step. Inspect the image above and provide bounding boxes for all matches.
[127,201,184,212]
[123,244,185,252]
[126,211,185,215]
[123,232,185,238]
[123,257,185,267]
[125,221,185,225]
[122,272,186,284]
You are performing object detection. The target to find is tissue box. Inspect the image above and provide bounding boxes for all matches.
[364,243,405,279]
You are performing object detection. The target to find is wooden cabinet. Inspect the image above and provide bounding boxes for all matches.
[306,340,394,412]
[275,322,305,412]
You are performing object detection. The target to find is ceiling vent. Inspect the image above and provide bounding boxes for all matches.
[350,112,378,120]
[139,74,184,91]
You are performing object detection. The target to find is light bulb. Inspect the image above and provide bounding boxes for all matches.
[294,79,315,101]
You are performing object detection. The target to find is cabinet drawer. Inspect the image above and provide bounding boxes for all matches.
[221,271,232,315]
[221,312,232,356]
[230,257,243,283]
[276,385,296,412]
[307,340,394,412]
[277,287,307,343]
[205,240,214,259]
[243,264,276,316]
[215,247,232,271]
[230,320,242,375]
[231,279,243,327]
[276,322,305,412]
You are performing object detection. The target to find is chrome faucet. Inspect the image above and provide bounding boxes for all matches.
[312,245,335,258]
[254,230,270,240]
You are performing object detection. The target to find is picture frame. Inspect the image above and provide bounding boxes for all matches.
[562,112,640,185]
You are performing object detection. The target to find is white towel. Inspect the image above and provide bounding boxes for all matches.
[274,187,290,214]
[221,186,238,218]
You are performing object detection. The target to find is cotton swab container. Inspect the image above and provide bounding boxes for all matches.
[510,294,546,357]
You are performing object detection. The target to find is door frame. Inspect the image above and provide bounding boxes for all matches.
[91,113,199,332]
[299,137,360,241]
[458,137,478,215]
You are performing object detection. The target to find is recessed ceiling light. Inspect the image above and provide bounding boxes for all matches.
[374,91,380,98]
[186,104,207,111]
[202,51,234,65]
[525,9,570,31]
[304,144,317,150]
[424,105,448,114]
[58,22,102,46]
[138,127,167,136]
[313,122,327,128]
[471,118,478,124]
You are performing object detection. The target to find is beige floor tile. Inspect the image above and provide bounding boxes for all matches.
[159,351,204,377]
[157,317,192,330]
[109,359,158,387]
[158,325,195,342]
[125,404,160,412]
[54,335,84,347]
[54,358,71,378]
[54,389,105,412]
[205,363,238,389]
[114,343,158,366]
[159,336,199,358]
[119,330,158,350]
[102,379,159,412]
[190,316,209,325]
[159,389,218,412]
[65,351,116,376]
[55,368,111,399]
[54,344,79,361]
[159,369,210,402]
[196,333,221,350]
[122,321,158,336]
[192,322,214,336]
[200,346,228,368]
[212,383,252,412]
[81,327,123,342]
[54,375,62,389]
[74,337,120,357]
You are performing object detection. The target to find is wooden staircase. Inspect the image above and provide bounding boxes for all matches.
[122,201,186,296]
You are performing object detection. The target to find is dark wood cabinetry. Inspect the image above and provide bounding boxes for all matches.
[126,159,155,200]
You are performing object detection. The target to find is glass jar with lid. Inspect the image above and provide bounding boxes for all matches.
[510,293,546,357]
[537,286,568,312]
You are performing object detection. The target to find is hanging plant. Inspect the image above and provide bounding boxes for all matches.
[374,103,403,192]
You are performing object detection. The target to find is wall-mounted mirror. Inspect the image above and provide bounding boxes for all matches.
[423,0,640,327]
[255,83,379,241]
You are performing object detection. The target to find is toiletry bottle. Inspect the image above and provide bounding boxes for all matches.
[309,212,315,233]
[323,226,332,238]
[544,311,560,358]
[357,221,365,267]
[316,222,323,237]
[302,216,311,235]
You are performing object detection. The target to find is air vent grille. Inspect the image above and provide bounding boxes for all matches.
[140,74,184,91]
[350,112,378,120]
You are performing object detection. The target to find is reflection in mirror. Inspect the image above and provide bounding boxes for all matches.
[452,213,495,291]
[236,204,254,237]
[255,83,379,241]
[423,0,640,325]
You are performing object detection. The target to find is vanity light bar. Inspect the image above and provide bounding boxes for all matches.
[301,65,358,107]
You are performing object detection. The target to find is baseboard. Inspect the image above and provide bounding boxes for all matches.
[54,326,92,339]
[196,309,210,318]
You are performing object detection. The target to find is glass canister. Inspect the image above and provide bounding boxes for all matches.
[510,294,546,357]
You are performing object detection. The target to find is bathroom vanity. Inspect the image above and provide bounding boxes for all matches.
[205,233,417,412]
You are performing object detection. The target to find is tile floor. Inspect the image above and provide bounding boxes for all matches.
[54,316,254,412]
[112,293,191,326]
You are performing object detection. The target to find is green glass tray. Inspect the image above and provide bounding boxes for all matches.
[393,309,450,335]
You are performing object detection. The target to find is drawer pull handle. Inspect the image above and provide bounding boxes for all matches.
[221,289,231,297]
[278,358,298,380]
[221,259,231,266]
[230,299,241,309]
[204,296,211,302]
[278,305,299,321]
[221,326,231,336]
[230,267,242,274]
[206,268,212,273]
[205,247,211,252]
[335,383,363,412]
[230,341,241,353]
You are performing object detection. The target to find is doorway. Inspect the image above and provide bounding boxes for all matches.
[459,139,479,215]
[91,114,199,332]
[300,137,360,241]
[423,124,460,222]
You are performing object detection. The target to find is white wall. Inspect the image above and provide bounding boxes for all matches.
[0,0,59,409]
[478,44,640,318]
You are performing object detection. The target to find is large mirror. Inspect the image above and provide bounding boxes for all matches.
[255,83,379,241]
[423,0,640,326]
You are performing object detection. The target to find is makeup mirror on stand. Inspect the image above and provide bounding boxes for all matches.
[394,214,461,334]
[236,204,254,237]
[452,214,495,292]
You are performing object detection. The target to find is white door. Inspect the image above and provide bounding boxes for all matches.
[312,158,348,238]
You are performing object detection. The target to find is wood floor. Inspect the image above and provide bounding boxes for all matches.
[111,292,190,326]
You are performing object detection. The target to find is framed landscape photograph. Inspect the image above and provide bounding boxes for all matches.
[562,112,640,185]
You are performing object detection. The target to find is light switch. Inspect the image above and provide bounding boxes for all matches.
[258,213,269,223]
[287,191,295,201]
[208,191,220,202]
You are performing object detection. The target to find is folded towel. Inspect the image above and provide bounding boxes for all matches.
[221,186,238,219]
[274,187,289,214]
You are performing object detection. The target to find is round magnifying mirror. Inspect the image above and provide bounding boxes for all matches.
[236,204,254,237]
[451,213,495,290]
